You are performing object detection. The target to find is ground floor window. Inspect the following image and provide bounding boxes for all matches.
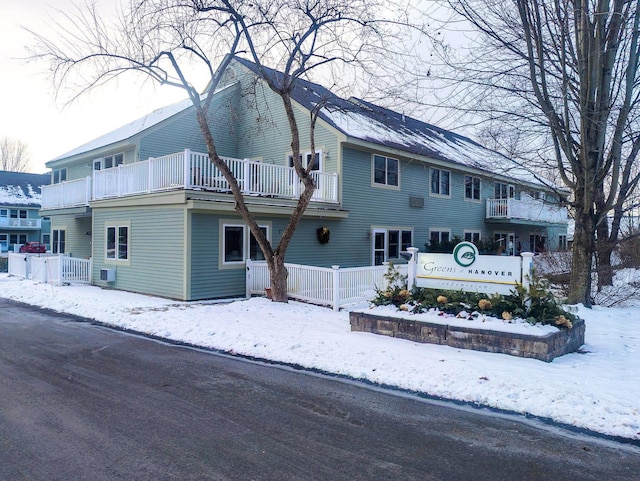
[530,234,546,253]
[222,223,269,265]
[494,232,516,255]
[42,234,50,250]
[464,231,481,243]
[9,234,27,246]
[429,229,451,246]
[52,229,66,254]
[106,225,129,260]
[372,228,413,265]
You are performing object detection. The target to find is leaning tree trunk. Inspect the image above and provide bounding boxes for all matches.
[568,208,596,306]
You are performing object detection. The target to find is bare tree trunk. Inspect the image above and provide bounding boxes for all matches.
[268,254,289,303]
[594,188,614,288]
[568,206,595,306]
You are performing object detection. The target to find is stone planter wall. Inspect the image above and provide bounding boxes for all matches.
[349,312,585,362]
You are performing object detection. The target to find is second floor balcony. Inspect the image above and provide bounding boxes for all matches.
[486,194,568,225]
[0,217,42,229]
[41,150,339,211]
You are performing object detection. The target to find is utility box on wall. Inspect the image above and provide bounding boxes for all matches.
[99,268,116,282]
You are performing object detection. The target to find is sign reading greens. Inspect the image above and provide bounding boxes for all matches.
[412,242,533,296]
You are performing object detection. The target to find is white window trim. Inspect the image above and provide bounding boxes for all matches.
[94,152,125,171]
[52,227,67,254]
[220,221,271,269]
[370,227,413,265]
[287,149,323,171]
[371,154,400,190]
[105,222,131,265]
[429,228,452,244]
[464,175,482,202]
[464,230,482,242]
[429,167,451,198]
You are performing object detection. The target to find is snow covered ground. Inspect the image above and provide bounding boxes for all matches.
[0,273,638,442]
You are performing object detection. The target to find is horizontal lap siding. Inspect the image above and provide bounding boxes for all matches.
[93,206,186,299]
[189,213,231,299]
[139,86,240,161]
[234,74,339,173]
[51,215,92,259]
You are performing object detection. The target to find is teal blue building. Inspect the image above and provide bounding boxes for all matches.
[40,57,568,300]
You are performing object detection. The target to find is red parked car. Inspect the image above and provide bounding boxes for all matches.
[19,242,47,254]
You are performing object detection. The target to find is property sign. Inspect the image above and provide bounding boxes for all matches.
[414,242,527,295]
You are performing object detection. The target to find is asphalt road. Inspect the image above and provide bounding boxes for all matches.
[0,297,638,481]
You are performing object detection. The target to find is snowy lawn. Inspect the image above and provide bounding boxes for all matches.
[0,273,638,442]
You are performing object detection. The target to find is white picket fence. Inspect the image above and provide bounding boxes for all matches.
[7,253,92,286]
[246,260,408,311]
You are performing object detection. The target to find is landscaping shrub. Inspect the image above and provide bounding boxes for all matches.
[371,264,576,328]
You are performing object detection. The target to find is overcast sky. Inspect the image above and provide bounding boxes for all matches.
[1,0,188,173]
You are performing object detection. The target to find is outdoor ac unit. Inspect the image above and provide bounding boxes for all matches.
[100,268,116,282]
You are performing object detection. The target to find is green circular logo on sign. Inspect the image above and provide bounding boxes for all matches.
[453,241,478,267]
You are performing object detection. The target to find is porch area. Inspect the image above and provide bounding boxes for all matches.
[246,260,406,311]
[486,193,567,224]
[41,149,339,210]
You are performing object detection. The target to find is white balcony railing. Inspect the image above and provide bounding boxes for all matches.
[41,177,92,210]
[82,149,338,204]
[0,217,42,229]
[486,196,567,224]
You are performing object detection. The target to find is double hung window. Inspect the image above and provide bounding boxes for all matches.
[373,155,399,187]
[106,225,129,260]
[464,175,481,200]
[430,168,450,196]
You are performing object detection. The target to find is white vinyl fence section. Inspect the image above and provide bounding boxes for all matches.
[7,253,92,286]
[246,260,407,311]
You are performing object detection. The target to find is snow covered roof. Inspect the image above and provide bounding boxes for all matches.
[233,56,552,188]
[50,55,552,189]
[50,97,195,163]
[0,171,50,207]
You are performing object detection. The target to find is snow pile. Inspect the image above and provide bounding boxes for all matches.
[0,273,638,441]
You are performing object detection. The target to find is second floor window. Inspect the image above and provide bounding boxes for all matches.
[495,182,515,199]
[94,153,124,171]
[373,155,399,187]
[465,175,481,200]
[52,168,67,184]
[430,168,450,196]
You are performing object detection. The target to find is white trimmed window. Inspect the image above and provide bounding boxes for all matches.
[373,154,399,187]
[52,168,67,184]
[106,225,129,260]
[429,229,451,245]
[222,223,269,265]
[52,229,66,254]
[288,150,323,171]
[464,175,481,200]
[94,152,124,171]
[430,168,450,196]
[495,182,515,199]
[464,230,481,243]
[372,228,413,265]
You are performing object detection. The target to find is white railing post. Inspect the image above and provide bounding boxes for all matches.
[332,265,340,311]
[85,176,92,204]
[520,252,534,291]
[246,258,253,298]
[184,149,191,189]
[407,247,419,290]
[332,173,338,202]
[243,159,251,194]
